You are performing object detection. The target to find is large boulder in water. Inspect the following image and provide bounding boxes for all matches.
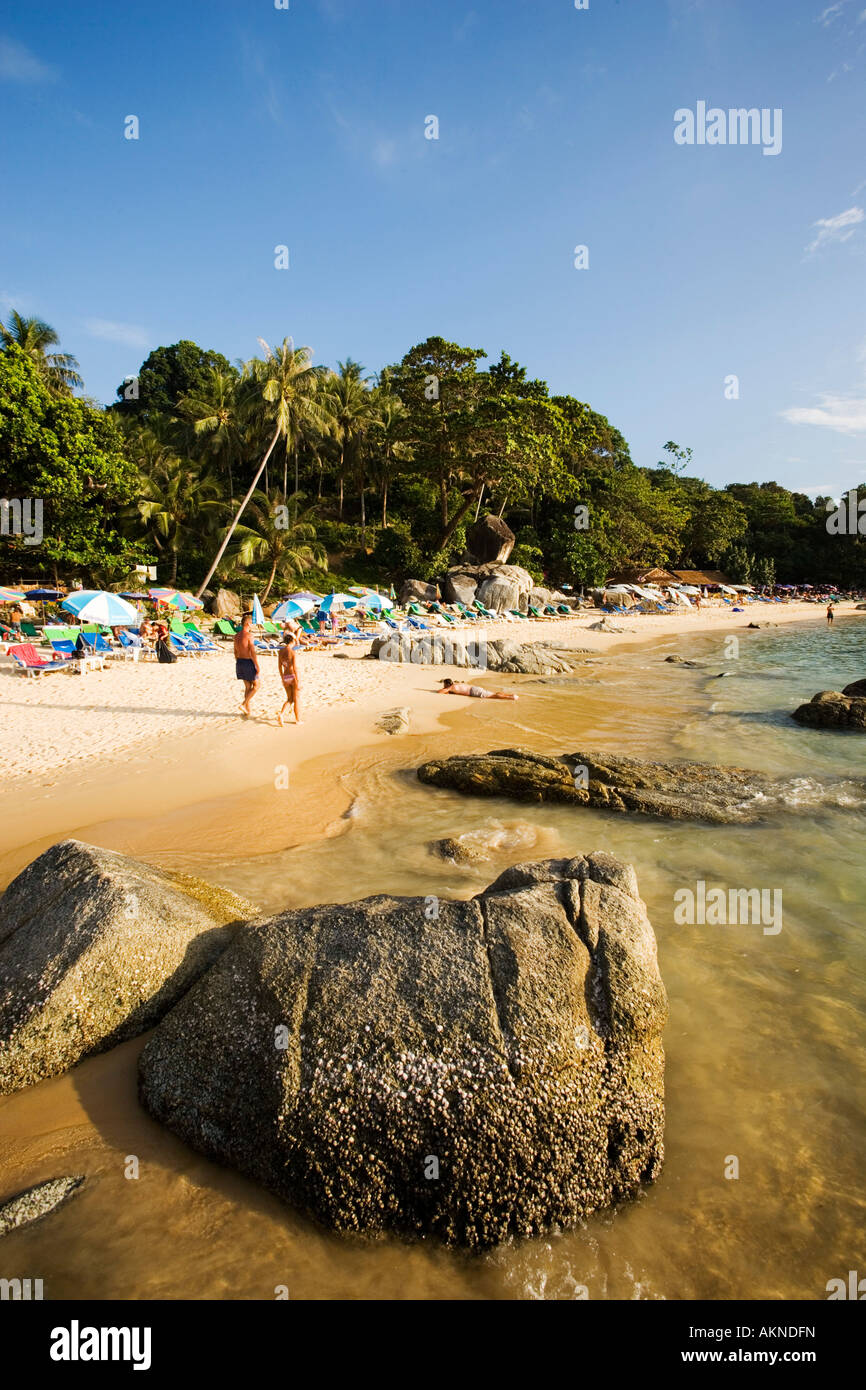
[791,690,866,730]
[842,679,866,698]
[466,514,515,564]
[0,841,254,1096]
[417,748,866,822]
[139,856,667,1248]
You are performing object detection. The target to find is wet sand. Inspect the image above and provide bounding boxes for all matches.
[1,605,863,1299]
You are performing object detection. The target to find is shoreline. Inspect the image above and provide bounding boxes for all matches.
[0,601,860,880]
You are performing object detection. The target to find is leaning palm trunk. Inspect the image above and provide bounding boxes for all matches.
[195,422,282,598]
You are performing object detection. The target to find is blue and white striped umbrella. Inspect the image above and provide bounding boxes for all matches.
[271,598,314,621]
[62,590,138,625]
[251,594,265,626]
[317,592,358,613]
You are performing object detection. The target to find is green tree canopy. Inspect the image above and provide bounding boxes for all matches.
[0,344,146,580]
[113,340,236,418]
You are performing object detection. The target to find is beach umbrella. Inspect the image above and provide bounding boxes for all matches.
[285,590,323,604]
[25,587,62,622]
[148,588,203,611]
[318,592,358,613]
[0,586,26,602]
[349,587,393,610]
[272,597,315,621]
[251,594,265,627]
[62,590,138,626]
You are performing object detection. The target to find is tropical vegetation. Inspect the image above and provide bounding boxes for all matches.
[1,316,864,593]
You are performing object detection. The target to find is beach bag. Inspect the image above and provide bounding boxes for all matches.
[156,638,177,664]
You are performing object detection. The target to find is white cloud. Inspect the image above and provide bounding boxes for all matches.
[818,2,847,25]
[781,396,866,435]
[805,205,864,253]
[84,319,149,348]
[0,37,57,83]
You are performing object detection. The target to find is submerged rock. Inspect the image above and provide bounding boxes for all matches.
[0,1176,85,1237]
[791,691,866,730]
[417,748,866,822]
[429,819,540,865]
[375,706,411,735]
[139,856,668,1248]
[0,840,254,1095]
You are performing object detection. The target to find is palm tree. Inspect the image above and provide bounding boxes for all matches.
[369,391,414,529]
[0,310,83,392]
[324,360,374,524]
[135,454,223,586]
[195,338,328,598]
[178,368,244,502]
[227,490,327,599]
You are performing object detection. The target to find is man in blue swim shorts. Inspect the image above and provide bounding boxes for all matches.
[233,613,260,717]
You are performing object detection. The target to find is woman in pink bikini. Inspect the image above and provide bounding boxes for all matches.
[277,633,303,724]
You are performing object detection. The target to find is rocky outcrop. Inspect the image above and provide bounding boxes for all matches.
[207,588,242,619]
[139,856,667,1247]
[843,679,866,697]
[0,841,254,1095]
[0,1177,85,1237]
[487,640,591,675]
[398,580,439,606]
[417,748,866,822]
[444,563,535,611]
[791,690,866,730]
[466,515,515,565]
[371,633,589,675]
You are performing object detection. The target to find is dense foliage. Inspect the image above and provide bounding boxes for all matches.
[1,319,863,593]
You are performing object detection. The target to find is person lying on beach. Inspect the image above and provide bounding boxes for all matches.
[437,678,518,700]
[233,613,260,717]
[277,635,302,725]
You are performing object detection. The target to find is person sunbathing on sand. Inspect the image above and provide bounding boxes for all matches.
[277,634,303,725]
[437,678,518,700]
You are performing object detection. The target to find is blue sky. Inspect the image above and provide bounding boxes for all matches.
[1,0,864,497]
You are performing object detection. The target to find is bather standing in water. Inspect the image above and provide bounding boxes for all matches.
[827,604,834,626]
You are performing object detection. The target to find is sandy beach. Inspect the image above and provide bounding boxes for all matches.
[0,600,854,790]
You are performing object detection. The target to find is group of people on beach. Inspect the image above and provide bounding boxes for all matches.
[232,612,520,723]
[234,613,302,724]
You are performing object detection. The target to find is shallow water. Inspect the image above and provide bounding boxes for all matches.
[1,616,864,1299]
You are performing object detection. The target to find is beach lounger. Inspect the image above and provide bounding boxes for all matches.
[182,629,219,653]
[253,637,279,654]
[168,632,201,657]
[8,642,71,677]
[213,619,237,639]
[49,639,77,659]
